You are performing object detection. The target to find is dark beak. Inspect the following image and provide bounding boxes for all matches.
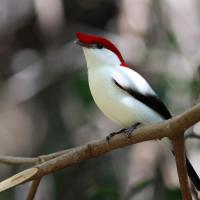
[74,39,82,45]
[74,39,94,48]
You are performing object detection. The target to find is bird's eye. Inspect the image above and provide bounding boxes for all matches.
[96,43,104,49]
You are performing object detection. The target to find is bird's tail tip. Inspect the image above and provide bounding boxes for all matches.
[186,157,200,191]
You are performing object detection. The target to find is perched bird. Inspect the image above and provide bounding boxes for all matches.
[75,32,200,190]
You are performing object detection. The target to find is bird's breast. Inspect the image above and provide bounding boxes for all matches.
[88,67,162,127]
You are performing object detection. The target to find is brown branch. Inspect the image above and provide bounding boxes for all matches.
[0,149,73,165]
[0,156,38,165]
[0,103,200,198]
[172,135,192,200]
[26,178,41,200]
[30,103,200,179]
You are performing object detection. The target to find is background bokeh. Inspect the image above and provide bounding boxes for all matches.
[0,0,200,199]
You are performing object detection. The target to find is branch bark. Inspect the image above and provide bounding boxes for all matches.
[26,178,41,200]
[0,149,73,165]
[0,103,200,199]
[172,135,192,200]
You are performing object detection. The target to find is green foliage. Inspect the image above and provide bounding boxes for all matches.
[0,191,13,200]
[188,78,199,98]
[67,70,93,106]
[125,179,153,200]
[166,31,177,47]
[165,188,181,200]
[86,185,118,200]
[153,73,169,100]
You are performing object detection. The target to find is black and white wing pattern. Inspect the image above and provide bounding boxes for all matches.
[113,67,171,120]
[113,79,171,120]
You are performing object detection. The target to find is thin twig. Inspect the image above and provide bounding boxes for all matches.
[0,156,38,165]
[172,135,192,200]
[0,149,73,165]
[26,178,42,200]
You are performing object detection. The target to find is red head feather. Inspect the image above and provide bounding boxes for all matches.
[76,32,127,67]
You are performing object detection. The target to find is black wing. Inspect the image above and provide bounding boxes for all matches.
[113,79,171,120]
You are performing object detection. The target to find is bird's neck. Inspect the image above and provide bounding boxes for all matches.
[83,48,121,70]
[87,64,118,77]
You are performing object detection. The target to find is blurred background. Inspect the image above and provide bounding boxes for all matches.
[0,0,200,199]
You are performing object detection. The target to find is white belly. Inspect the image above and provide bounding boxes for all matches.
[88,67,163,128]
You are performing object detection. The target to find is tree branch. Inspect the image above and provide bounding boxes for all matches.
[0,103,200,198]
[26,178,41,200]
[172,135,192,200]
[0,149,73,165]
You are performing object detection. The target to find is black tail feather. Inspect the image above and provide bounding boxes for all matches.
[186,157,200,191]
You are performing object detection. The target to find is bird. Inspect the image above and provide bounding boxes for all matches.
[75,31,200,191]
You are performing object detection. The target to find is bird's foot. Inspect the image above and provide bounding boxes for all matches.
[106,128,126,142]
[124,122,142,138]
[106,122,141,142]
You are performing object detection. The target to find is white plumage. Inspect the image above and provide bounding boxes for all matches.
[83,47,163,127]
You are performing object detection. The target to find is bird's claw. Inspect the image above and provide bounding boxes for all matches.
[106,122,141,142]
[106,128,126,142]
[124,128,133,139]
